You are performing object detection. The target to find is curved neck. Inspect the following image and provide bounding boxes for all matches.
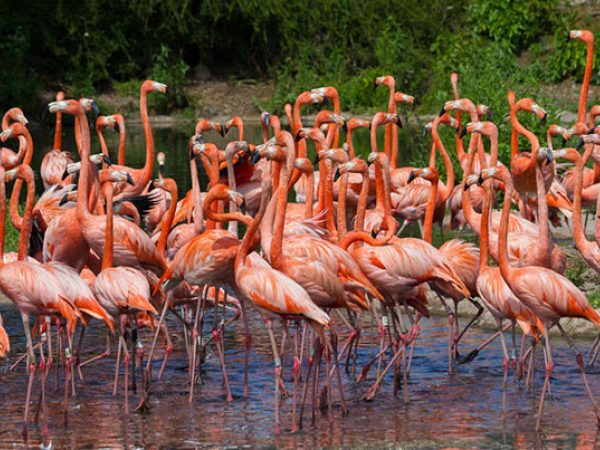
[422,176,439,243]
[117,118,127,166]
[535,160,551,267]
[497,176,514,279]
[14,168,35,260]
[76,108,93,223]
[225,149,239,236]
[292,100,307,158]
[156,182,178,258]
[96,125,110,166]
[102,183,114,269]
[346,129,356,158]
[204,192,252,228]
[461,145,482,234]
[479,181,492,270]
[431,122,455,202]
[140,87,155,189]
[578,39,594,124]
[337,173,349,236]
[235,187,270,271]
[190,156,205,235]
[271,140,296,267]
[573,144,594,248]
[9,129,34,231]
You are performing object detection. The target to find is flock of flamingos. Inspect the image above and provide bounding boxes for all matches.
[1,28,600,439]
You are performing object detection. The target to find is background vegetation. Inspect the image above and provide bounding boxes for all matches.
[0,1,597,165]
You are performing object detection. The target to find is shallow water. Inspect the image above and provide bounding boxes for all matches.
[1,303,599,449]
[2,120,598,448]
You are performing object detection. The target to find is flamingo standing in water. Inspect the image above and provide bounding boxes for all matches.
[234,177,330,433]
[93,173,157,414]
[480,161,600,430]
[0,163,80,438]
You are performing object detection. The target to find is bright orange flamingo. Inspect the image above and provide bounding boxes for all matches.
[107,80,166,197]
[234,176,330,433]
[480,161,600,431]
[346,152,469,392]
[457,165,543,382]
[410,163,482,365]
[0,163,80,438]
[463,122,566,273]
[93,174,157,414]
[47,99,167,276]
[40,91,76,189]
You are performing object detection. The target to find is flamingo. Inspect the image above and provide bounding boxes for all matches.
[234,176,330,433]
[0,312,8,357]
[106,80,167,198]
[0,163,80,438]
[1,107,28,169]
[47,99,167,276]
[480,161,600,430]
[93,174,157,414]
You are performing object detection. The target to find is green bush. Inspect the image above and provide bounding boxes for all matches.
[149,45,190,113]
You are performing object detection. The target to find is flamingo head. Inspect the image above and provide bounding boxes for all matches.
[143,80,168,95]
[408,167,438,184]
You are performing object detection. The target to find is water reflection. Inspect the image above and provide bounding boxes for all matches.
[0,302,599,448]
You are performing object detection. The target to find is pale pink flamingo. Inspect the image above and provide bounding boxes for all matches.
[481,162,600,431]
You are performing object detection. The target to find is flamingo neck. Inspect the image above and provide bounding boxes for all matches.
[432,121,455,202]
[53,111,62,149]
[16,168,35,261]
[0,167,5,264]
[461,145,482,234]
[117,119,127,166]
[422,175,438,244]
[156,182,178,258]
[76,108,93,223]
[235,187,270,272]
[9,129,34,231]
[102,183,114,270]
[573,145,594,249]
[479,180,492,270]
[578,39,594,124]
[190,156,205,235]
[140,87,155,190]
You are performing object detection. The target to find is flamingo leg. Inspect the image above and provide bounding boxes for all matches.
[212,290,233,402]
[292,322,300,433]
[146,295,170,381]
[239,298,251,398]
[266,320,282,434]
[113,331,123,396]
[157,321,173,381]
[189,290,204,403]
[299,331,315,430]
[556,323,600,424]
[74,324,86,381]
[535,335,553,431]
[455,297,484,354]
[81,332,111,367]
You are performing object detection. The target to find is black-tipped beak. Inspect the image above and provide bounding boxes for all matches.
[561,135,567,145]
[342,122,348,134]
[334,168,341,182]
[102,154,112,166]
[194,134,205,145]
[61,168,70,181]
[148,182,156,192]
[312,153,321,164]
[588,127,596,135]
[264,113,270,128]
[371,228,378,238]
[295,132,304,143]
[126,173,135,186]
[477,175,484,186]
[189,148,196,160]
[159,164,165,178]
[219,124,226,137]
[164,85,170,97]
[250,151,262,165]
[407,170,416,184]
[541,113,548,124]
[59,193,69,207]
[565,32,571,42]
[438,107,446,117]
[395,117,403,128]
[463,182,470,192]
[91,101,100,117]
[577,139,585,150]
[486,107,493,120]
[459,127,468,139]
[240,199,247,215]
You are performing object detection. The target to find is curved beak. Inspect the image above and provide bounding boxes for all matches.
[264,113,270,128]
[334,168,341,182]
[541,113,548,124]
[463,182,471,192]
[219,123,226,137]
[577,139,585,150]
[102,154,112,166]
[477,175,485,186]
[240,199,247,215]
[126,173,135,186]
[407,170,416,184]
[59,193,69,207]
[250,151,262,165]
[295,132,304,143]
[459,127,468,139]
[486,107,493,120]
[91,101,100,118]
[438,107,446,117]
